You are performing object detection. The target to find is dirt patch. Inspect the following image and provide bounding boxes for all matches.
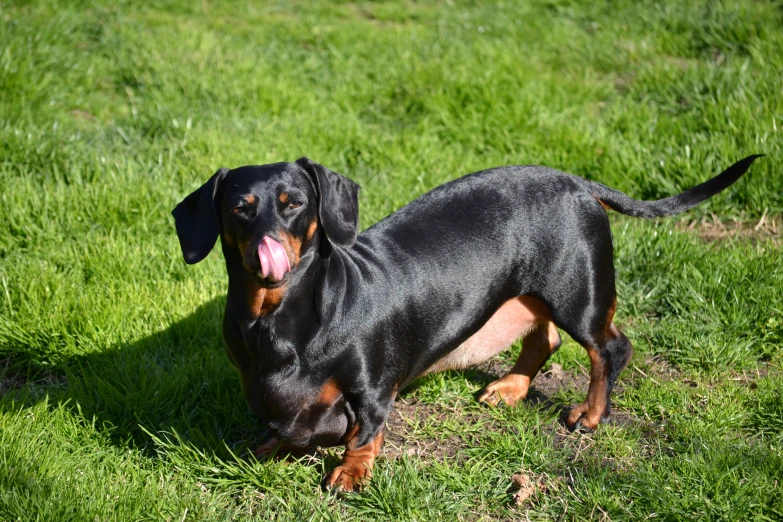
[676,213,781,245]
[70,108,95,121]
[726,363,774,388]
[381,361,593,461]
[275,354,774,467]
[349,3,406,28]
[528,362,590,401]
[380,354,695,463]
[382,399,478,461]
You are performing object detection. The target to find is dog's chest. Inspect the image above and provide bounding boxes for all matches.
[224,319,351,446]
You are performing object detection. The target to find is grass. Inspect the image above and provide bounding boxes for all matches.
[1,0,782,520]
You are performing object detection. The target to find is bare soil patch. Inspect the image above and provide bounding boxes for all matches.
[381,354,695,462]
[383,399,477,461]
[382,361,593,461]
[676,213,781,244]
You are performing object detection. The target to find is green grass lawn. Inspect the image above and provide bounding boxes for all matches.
[1,0,782,519]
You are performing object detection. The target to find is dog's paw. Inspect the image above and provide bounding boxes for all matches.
[564,402,604,432]
[321,465,369,493]
[478,375,529,407]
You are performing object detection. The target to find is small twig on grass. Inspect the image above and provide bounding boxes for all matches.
[555,501,568,522]
[755,207,769,231]
[634,364,660,385]
[573,435,593,462]
[711,213,727,232]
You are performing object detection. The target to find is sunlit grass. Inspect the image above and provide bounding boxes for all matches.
[1,0,781,520]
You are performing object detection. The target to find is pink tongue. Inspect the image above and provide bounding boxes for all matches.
[258,237,291,282]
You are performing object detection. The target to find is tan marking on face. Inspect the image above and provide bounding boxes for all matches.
[317,379,342,407]
[278,192,289,204]
[246,195,257,205]
[277,230,302,266]
[223,232,234,247]
[306,219,318,242]
[241,234,290,318]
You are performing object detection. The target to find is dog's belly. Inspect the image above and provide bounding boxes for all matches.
[424,296,552,374]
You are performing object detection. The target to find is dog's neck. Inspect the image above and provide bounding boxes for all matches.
[220,234,357,361]
[231,274,287,319]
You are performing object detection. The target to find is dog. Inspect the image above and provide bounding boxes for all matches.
[172,154,761,492]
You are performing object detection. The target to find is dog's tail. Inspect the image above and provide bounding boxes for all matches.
[587,155,763,218]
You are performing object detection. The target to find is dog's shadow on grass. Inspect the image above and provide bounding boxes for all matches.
[2,298,576,465]
[2,297,271,461]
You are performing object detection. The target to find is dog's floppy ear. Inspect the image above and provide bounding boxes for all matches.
[296,157,360,247]
[171,168,230,264]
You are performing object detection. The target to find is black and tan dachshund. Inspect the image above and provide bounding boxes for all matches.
[172,154,761,491]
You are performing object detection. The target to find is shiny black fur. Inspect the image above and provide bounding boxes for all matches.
[172,155,761,450]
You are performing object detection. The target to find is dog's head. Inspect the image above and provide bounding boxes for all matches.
[172,158,360,288]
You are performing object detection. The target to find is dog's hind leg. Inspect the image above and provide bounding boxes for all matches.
[478,319,561,407]
[547,279,633,431]
[564,322,633,431]
[535,206,634,430]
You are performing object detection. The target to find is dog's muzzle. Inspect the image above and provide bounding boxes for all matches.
[258,236,291,282]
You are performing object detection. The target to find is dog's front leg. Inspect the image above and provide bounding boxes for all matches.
[321,428,385,492]
[321,394,394,492]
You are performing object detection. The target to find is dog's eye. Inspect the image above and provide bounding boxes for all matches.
[288,201,303,210]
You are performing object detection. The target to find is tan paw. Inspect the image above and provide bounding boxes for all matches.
[321,465,370,493]
[565,402,604,432]
[478,375,530,407]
